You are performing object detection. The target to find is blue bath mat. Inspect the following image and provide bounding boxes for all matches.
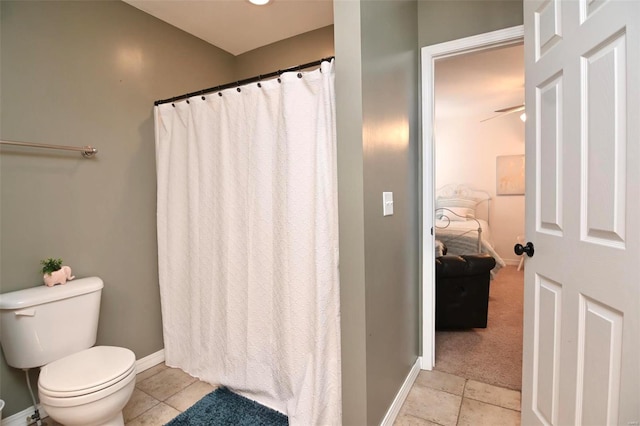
[165,387,289,426]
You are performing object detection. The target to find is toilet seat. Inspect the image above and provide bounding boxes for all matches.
[38,365,136,409]
[39,346,136,399]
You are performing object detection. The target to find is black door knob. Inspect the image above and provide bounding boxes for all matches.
[514,241,535,257]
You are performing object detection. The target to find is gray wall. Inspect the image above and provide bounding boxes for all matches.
[334,1,368,423]
[361,2,420,423]
[418,0,523,47]
[236,25,335,80]
[334,1,420,424]
[0,1,233,416]
[0,0,522,420]
[334,0,523,423]
[0,1,333,418]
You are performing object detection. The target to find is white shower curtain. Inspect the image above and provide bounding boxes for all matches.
[154,60,340,425]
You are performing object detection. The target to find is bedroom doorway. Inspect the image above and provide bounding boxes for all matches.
[421,26,525,389]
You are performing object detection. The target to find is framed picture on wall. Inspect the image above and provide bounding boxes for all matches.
[496,155,525,195]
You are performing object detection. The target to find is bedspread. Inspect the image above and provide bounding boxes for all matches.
[435,227,506,278]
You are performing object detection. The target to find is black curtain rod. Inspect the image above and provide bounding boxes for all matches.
[154,56,335,106]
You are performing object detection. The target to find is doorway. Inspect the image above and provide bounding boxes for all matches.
[421,26,525,378]
[433,42,524,389]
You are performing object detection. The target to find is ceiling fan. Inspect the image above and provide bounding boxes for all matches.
[481,104,525,122]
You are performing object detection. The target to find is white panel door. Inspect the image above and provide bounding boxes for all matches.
[522,0,640,425]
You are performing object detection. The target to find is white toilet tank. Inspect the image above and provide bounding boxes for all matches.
[0,277,104,369]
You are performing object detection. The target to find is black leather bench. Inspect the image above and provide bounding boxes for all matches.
[435,254,497,329]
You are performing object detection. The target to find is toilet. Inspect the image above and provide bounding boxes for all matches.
[0,277,136,426]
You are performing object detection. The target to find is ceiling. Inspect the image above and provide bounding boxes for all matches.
[122,1,521,116]
[123,0,334,56]
[435,43,524,122]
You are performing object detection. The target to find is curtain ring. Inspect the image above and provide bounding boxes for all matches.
[171,103,175,108]
[218,92,222,97]
[297,65,302,79]
[186,99,190,104]
[277,70,282,83]
[201,96,206,100]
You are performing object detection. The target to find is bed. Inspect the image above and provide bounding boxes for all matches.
[434,184,506,277]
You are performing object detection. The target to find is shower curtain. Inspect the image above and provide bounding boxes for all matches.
[154,60,340,425]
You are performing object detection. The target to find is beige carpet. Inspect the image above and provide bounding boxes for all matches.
[434,265,523,390]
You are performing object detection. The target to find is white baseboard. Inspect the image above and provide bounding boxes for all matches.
[380,357,422,426]
[503,258,521,266]
[135,348,165,374]
[1,405,48,426]
[1,348,165,426]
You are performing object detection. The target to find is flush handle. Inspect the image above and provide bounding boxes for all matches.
[15,309,35,317]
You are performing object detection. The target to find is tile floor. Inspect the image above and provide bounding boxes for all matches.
[44,363,520,425]
[122,364,216,425]
[394,369,521,426]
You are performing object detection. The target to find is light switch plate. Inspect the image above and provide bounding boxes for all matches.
[383,192,394,216]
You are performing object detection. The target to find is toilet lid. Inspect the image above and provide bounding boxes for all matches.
[39,346,136,397]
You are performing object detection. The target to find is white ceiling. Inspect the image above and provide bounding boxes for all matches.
[435,43,524,122]
[123,0,334,56]
[123,1,521,115]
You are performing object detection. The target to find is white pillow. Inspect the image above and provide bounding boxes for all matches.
[440,207,475,221]
[436,197,478,220]
[436,197,478,210]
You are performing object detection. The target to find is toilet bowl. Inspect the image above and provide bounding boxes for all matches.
[38,346,136,426]
[0,278,138,425]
